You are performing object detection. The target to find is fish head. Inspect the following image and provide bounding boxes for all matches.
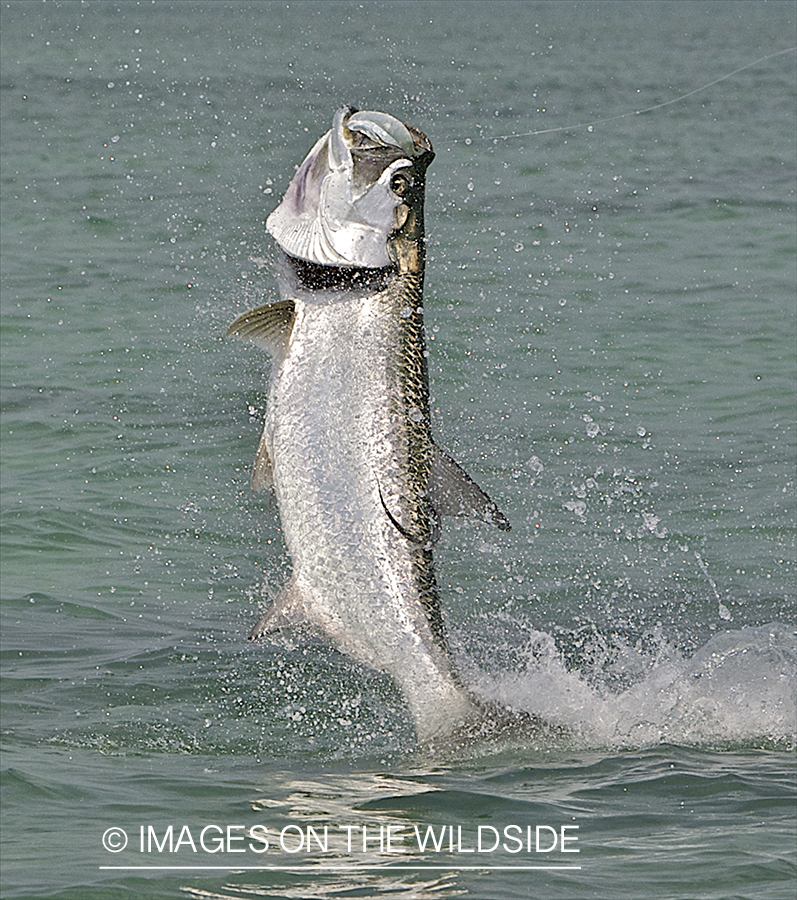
[266,107,434,269]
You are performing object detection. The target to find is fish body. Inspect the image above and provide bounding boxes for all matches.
[229,109,514,743]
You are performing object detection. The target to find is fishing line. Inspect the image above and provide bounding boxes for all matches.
[449,46,796,143]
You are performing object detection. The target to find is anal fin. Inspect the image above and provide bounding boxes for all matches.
[430,445,511,531]
[248,575,305,640]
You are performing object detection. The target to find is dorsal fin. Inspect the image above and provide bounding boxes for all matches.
[226,300,296,357]
[430,445,511,531]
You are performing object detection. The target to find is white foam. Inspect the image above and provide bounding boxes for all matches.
[471,623,796,749]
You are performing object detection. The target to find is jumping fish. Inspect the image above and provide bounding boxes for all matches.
[228,108,528,744]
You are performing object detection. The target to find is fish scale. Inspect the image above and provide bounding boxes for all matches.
[228,108,526,744]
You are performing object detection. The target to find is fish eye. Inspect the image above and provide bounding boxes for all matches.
[390,171,413,196]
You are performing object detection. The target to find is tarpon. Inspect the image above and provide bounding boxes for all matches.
[227,108,529,744]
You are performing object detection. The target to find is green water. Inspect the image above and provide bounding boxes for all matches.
[1,2,795,898]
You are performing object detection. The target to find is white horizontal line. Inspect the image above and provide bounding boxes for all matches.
[100,864,582,872]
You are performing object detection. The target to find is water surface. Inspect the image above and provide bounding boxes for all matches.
[1,2,795,898]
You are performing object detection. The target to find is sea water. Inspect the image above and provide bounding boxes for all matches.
[1,2,795,898]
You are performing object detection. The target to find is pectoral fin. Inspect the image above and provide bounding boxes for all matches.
[430,446,511,531]
[226,300,296,357]
[227,302,294,490]
[248,576,305,640]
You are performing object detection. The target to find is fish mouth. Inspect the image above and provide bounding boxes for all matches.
[266,107,434,268]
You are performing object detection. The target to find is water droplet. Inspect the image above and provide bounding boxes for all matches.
[526,456,544,477]
[564,499,587,518]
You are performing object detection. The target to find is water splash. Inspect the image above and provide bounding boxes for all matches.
[470,623,796,751]
[694,551,732,621]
